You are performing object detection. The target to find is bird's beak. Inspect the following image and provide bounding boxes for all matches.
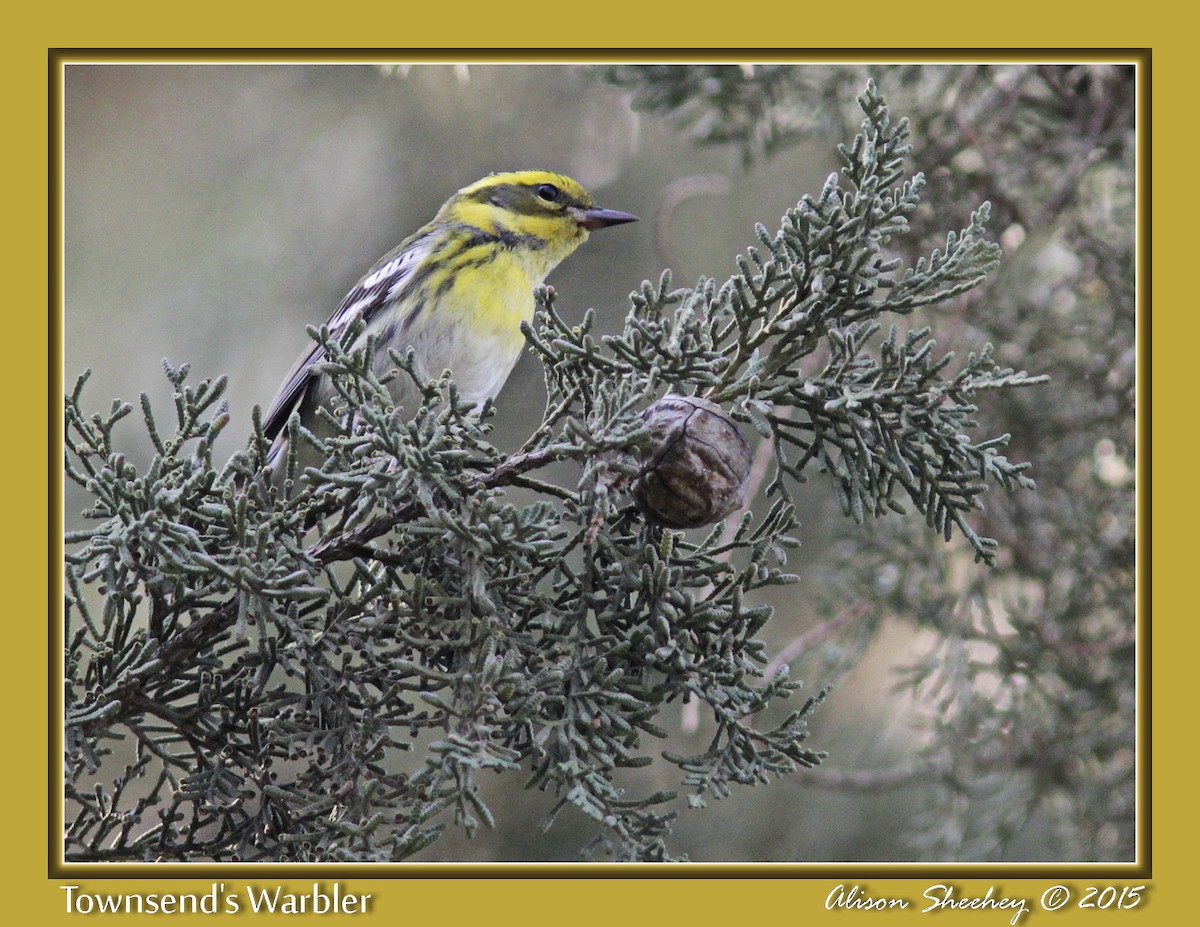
[571,206,639,230]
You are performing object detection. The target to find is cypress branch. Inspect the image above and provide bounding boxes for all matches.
[64,81,1045,862]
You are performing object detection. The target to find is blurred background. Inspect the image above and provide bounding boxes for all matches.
[62,63,1137,862]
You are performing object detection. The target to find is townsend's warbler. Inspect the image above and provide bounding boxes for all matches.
[261,170,637,481]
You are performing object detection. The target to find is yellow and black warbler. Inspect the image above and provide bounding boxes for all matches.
[261,170,637,478]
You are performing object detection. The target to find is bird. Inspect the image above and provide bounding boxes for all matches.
[259,170,637,487]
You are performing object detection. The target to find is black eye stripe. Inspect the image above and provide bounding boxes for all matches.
[474,181,571,213]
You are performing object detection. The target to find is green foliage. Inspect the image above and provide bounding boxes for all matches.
[63,81,1040,862]
[602,63,1136,861]
[601,64,859,165]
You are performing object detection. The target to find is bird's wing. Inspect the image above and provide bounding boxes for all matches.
[261,233,436,441]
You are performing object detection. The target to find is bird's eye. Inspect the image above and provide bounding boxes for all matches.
[535,183,561,203]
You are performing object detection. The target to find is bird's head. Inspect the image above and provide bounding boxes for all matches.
[443,170,638,263]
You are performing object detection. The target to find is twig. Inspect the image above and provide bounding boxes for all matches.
[759,602,868,685]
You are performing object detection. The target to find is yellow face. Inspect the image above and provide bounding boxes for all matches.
[441,170,638,275]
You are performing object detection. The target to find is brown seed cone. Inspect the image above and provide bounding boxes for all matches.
[632,394,752,529]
